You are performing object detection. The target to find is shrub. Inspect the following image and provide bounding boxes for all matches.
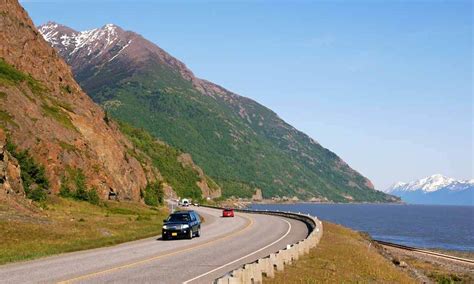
[60,168,101,205]
[6,139,49,202]
[143,182,164,207]
[59,176,72,198]
[87,188,100,205]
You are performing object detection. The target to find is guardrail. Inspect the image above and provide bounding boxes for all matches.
[201,205,323,284]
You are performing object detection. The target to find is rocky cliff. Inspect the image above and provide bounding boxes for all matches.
[0,129,23,197]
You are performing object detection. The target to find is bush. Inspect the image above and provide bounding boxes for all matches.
[6,139,49,202]
[59,168,101,205]
[87,188,100,205]
[59,176,72,198]
[143,182,164,207]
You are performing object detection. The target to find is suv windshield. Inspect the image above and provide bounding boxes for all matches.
[167,214,190,223]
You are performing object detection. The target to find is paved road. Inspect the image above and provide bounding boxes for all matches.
[0,206,309,284]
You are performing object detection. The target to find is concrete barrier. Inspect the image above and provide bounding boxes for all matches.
[206,205,324,284]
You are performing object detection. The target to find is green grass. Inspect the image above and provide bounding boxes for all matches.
[0,110,18,128]
[265,222,415,283]
[0,197,168,265]
[41,103,77,132]
[119,122,209,200]
[58,141,77,152]
[0,58,47,95]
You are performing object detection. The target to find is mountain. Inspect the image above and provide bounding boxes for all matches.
[38,21,398,202]
[0,0,219,203]
[386,174,473,206]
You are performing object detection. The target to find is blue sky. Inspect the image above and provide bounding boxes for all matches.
[21,0,472,190]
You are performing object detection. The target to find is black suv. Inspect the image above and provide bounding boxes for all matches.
[162,211,201,240]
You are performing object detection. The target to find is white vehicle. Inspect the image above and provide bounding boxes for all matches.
[180,198,190,207]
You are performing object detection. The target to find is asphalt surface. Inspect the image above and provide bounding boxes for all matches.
[0,206,309,284]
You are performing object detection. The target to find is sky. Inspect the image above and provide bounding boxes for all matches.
[21,0,473,190]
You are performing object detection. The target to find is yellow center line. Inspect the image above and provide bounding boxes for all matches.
[57,214,254,284]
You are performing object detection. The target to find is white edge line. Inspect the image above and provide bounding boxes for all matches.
[182,218,292,284]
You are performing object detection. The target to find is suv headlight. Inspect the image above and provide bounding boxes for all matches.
[162,225,168,229]
[181,224,189,229]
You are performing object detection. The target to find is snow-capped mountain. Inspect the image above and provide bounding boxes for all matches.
[386,174,473,205]
[38,22,131,63]
[38,21,203,96]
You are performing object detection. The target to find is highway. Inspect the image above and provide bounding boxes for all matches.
[0,206,309,284]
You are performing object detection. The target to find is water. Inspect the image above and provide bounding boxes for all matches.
[250,203,474,251]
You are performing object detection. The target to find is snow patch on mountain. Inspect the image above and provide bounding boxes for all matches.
[386,174,473,193]
[38,22,127,61]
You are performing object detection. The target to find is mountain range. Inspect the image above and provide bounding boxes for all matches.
[38,21,397,202]
[0,0,220,205]
[386,174,473,206]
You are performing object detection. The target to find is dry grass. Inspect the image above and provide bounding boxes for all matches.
[265,222,416,283]
[0,197,168,265]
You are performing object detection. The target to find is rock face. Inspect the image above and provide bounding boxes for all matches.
[0,0,151,200]
[38,21,398,202]
[0,129,23,197]
[252,189,263,201]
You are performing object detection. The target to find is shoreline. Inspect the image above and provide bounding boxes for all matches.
[244,202,474,254]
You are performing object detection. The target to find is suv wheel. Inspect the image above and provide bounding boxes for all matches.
[196,227,201,237]
[188,229,193,239]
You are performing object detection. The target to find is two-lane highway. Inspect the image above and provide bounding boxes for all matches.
[0,207,309,283]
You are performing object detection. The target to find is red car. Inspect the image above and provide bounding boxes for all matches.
[222,208,234,217]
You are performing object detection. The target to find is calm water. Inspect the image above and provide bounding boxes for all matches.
[250,203,474,251]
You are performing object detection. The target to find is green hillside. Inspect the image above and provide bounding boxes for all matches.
[91,63,392,202]
[39,23,398,202]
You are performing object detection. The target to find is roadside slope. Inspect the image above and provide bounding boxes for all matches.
[264,222,415,283]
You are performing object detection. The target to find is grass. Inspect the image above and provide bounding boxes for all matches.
[58,141,78,153]
[0,109,18,128]
[41,103,77,132]
[264,222,415,283]
[0,197,168,265]
[0,58,46,95]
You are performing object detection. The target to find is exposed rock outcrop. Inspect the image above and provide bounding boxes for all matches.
[0,0,148,200]
[0,129,23,196]
[252,189,263,201]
